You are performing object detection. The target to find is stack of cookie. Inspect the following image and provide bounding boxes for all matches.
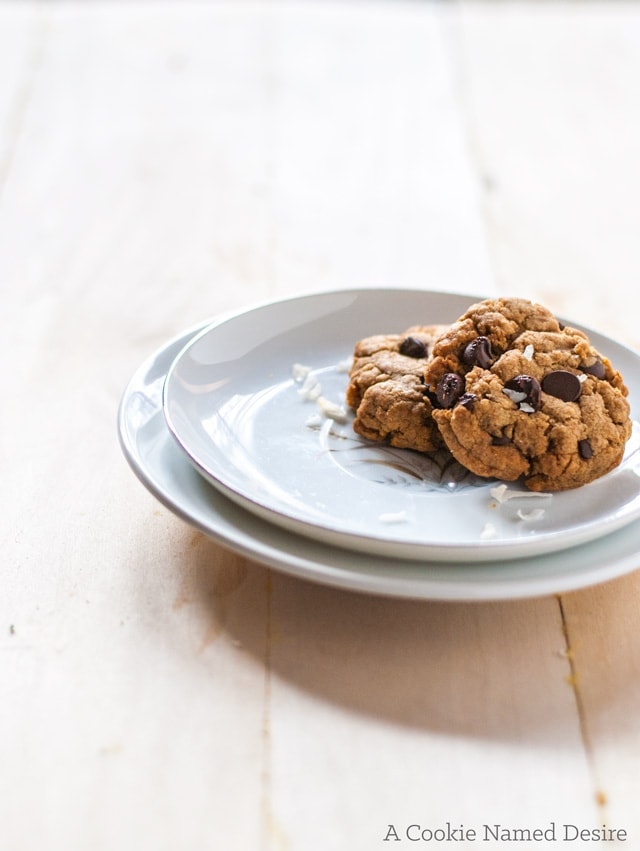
[346,298,632,492]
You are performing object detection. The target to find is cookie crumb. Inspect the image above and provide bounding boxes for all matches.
[595,790,608,807]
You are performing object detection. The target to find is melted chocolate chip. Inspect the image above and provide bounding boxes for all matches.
[399,336,427,358]
[578,439,593,459]
[435,373,465,409]
[580,359,606,379]
[541,370,582,402]
[457,392,477,411]
[461,336,494,369]
[491,434,512,446]
[504,375,542,412]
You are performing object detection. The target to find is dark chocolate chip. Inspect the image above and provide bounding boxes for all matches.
[580,359,606,380]
[578,439,593,459]
[399,336,427,358]
[461,336,494,369]
[504,374,542,411]
[457,392,477,411]
[491,434,512,446]
[541,370,582,402]
[436,373,465,409]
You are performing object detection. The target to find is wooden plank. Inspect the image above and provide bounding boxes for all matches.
[455,0,640,347]
[267,577,595,849]
[560,577,640,838]
[0,4,43,192]
[255,1,496,296]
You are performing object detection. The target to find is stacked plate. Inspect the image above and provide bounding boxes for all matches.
[118,288,640,601]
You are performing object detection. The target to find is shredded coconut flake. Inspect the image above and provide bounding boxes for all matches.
[481,522,498,540]
[490,484,509,503]
[517,508,546,522]
[292,363,312,382]
[519,402,536,413]
[490,484,552,503]
[319,416,334,441]
[317,396,348,423]
[378,511,408,525]
[298,372,322,400]
[305,414,323,429]
[523,344,534,361]
[503,387,527,404]
[335,357,353,373]
[305,384,322,401]
[578,373,588,384]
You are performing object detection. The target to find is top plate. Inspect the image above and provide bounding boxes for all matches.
[163,288,640,562]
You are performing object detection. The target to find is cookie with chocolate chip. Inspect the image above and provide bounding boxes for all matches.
[347,325,447,452]
[424,298,631,491]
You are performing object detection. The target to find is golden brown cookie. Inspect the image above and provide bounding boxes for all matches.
[423,298,631,491]
[347,325,447,453]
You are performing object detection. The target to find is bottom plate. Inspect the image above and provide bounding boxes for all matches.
[118,319,640,601]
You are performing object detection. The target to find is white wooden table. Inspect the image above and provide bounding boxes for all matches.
[3,2,640,849]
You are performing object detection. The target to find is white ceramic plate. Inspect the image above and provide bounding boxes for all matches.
[118,321,640,601]
[163,289,640,563]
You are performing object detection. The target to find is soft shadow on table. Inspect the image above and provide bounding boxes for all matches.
[170,528,640,741]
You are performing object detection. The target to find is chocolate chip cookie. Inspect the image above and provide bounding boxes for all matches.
[347,325,447,452]
[423,298,631,491]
